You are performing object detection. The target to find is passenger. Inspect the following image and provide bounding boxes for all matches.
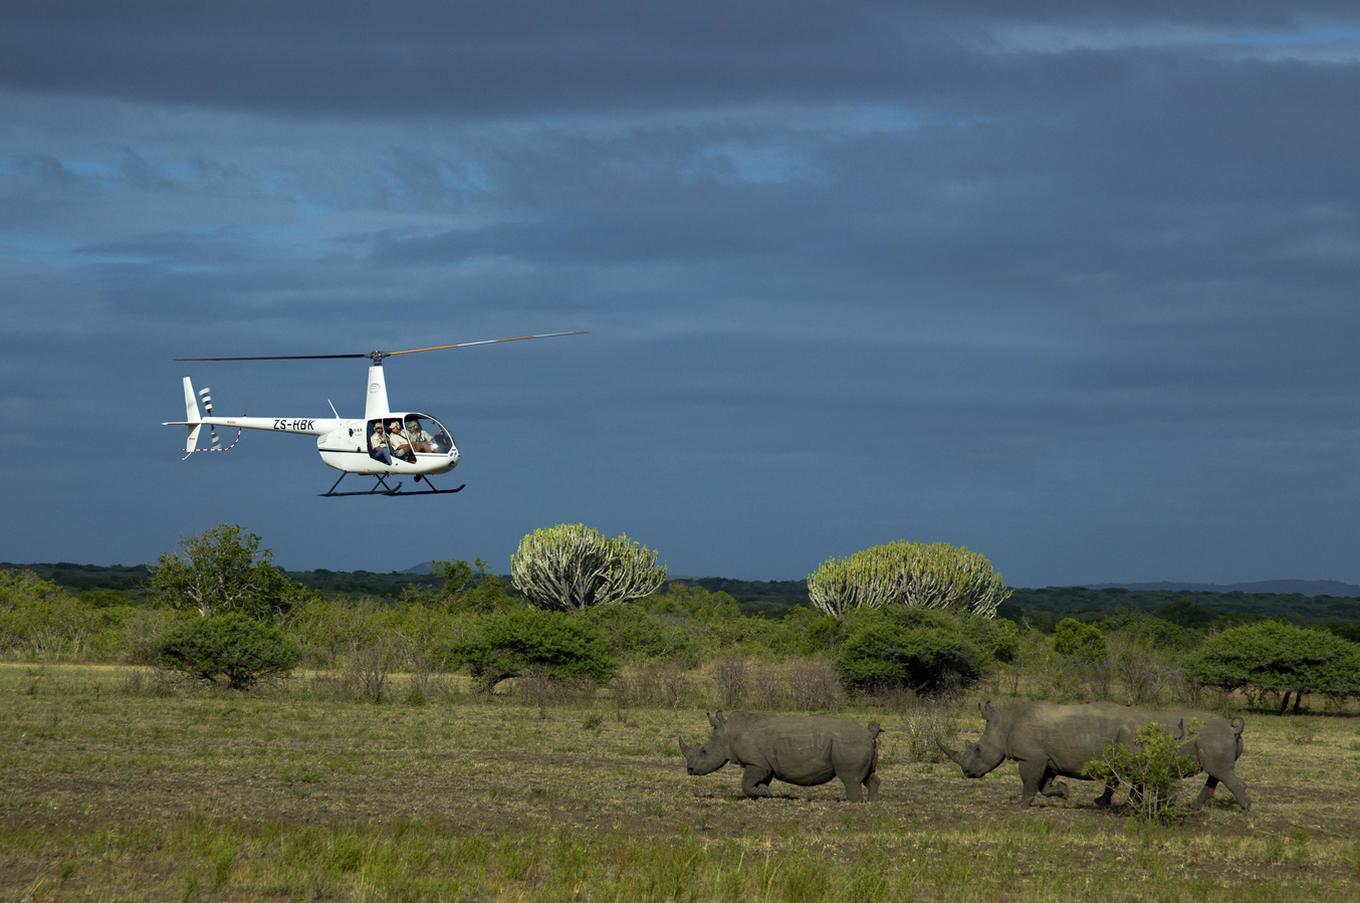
[368,423,392,465]
[406,416,437,453]
[387,420,416,463]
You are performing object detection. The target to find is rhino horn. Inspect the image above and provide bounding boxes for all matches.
[678,735,691,754]
[936,737,965,766]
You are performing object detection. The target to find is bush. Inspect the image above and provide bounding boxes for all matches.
[613,662,691,708]
[581,603,699,664]
[1098,612,1200,651]
[712,656,749,708]
[1053,618,1108,662]
[1084,722,1199,822]
[807,541,1011,618]
[454,607,617,692]
[156,612,301,689]
[833,607,1003,694]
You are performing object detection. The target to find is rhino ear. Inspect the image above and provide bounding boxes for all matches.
[1174,719,1186,741]
[706,711,718,729]
[715,710,726,727]
[980,700,995,722]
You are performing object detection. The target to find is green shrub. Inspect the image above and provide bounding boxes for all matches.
[0,570,125,660]
[832,607,1003,694]
[454,607,617,692]
[1098,612,1200,651]
[1084,722,1198,822]
[1053,618,1108,662]
[157,612,302,689]
[580,603,698,664]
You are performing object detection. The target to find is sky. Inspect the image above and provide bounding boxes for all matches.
[2,2,1359,585]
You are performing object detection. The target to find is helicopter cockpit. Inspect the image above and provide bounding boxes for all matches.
[367,413,455,464]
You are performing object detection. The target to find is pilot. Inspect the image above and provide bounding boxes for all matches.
[387,420,416,463]
[368,422,392,465]
[405,416,437,453]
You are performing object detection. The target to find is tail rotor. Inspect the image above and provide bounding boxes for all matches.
[198,386,222,449]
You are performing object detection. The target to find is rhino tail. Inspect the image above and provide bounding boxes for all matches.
[1230,716,1245,736]
[867,721,882,741]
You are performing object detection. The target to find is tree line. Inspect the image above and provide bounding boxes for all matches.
[3,523,1359,710]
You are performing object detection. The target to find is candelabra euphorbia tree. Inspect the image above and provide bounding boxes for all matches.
[807,541,1010,619]
[510,523,667,611]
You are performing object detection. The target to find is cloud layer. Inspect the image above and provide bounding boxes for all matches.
[3,3,1358,583]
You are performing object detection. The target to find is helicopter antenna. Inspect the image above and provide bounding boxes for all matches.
[327,399,340,418]
[174,331,587,362]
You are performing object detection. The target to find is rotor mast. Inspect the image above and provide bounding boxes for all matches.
[365,351,389,421]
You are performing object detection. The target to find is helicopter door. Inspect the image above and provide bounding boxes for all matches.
[404,414,453,455]
[366,420,392,464]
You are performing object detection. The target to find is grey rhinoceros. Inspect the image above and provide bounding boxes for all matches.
[938,700,1249,810]
[679,710,882,801]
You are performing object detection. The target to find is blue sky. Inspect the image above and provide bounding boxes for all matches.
[2,2,1358,585]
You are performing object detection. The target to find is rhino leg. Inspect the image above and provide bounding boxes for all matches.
[1017,759,1048,807]
[1039,773,1069,799]
[864,773,881,802]
[1094,782,1117,808]
[1187,776,1217,811]
[1218,772,1251,811]
[740,764,773,799]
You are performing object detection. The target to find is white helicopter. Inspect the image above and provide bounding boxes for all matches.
[163,331,585,496]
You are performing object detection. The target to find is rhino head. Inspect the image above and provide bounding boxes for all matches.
[937,700,1008,779]
[678,710,734,776]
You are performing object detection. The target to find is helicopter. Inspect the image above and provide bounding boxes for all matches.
[162,331,585,497]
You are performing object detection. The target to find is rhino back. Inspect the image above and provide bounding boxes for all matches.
[1002,703,1136,776]
[730,716,875,782]
[1125,706,1239,760]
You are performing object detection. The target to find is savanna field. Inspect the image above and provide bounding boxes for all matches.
[3,663,1359,902]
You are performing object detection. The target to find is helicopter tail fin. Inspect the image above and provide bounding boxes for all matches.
[181,377,203,456]
[159,377,204,458]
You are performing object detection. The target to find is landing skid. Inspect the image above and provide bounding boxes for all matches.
[320,473,466,498]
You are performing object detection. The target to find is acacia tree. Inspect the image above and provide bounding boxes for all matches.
[1185,621,1360,713]
[510,524,666,611]
[806,541,1011,618]
[151,524,304,619]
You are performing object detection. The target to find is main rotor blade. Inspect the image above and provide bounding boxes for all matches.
[175,331,586,362]
[174,353,368,361]
[384,331,587,357]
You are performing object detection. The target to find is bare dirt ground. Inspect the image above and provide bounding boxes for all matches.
[1,663,1357,901]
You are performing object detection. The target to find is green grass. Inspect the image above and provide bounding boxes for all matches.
[1,663,1358,901]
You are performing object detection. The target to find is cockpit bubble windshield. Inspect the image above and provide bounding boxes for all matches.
[402,414,453,455]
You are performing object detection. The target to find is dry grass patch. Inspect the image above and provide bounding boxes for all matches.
[1,663,1357,901]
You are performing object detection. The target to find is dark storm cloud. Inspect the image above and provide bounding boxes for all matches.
[3,2,1360,582]
[2,2,1356,117]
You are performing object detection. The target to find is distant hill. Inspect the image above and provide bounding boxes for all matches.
[1087,580,1360,598]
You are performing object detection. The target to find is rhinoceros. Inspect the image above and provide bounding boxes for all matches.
[937,700,1249,810]
[679,710,882,801]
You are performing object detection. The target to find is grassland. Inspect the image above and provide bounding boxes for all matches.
[2,664,1358,902]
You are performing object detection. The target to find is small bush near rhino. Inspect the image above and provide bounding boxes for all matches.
[1084,722,1199,822]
